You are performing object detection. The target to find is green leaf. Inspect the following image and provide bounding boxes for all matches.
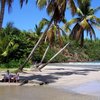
[1,51,8,57]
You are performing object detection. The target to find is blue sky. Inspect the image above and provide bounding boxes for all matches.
[3,0,100,38]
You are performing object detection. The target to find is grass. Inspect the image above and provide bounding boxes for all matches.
[0,68,17,73]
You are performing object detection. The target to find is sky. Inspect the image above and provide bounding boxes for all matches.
[2,0,100,38]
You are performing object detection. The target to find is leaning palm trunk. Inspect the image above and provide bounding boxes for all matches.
[36,44,50,68]
[38,42,70,70]
[0,1,5,29]
[18,17,54,71]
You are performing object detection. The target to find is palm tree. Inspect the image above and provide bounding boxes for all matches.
[65,0,100,46]
[0,0,28,29]
[37,0,100,70]
[35,19,67,69]
[38,42,70,71]
[0,0,13,29]
[18,0,77,71]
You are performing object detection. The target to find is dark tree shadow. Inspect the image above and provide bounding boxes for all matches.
[50,71,87,76]
[19,74,60,85]
[50,68,100,76]
[46,68,65,70]
[13,68,100,86]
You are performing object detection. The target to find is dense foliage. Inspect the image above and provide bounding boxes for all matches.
[0,24,100,68]
[66,40,100,62]
[0,23,38,68]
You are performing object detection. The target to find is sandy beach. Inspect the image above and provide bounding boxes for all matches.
[0,86,98,100]
[0,63,100,100]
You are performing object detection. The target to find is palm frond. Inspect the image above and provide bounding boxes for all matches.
[59,27,68,36]
[70,23,83,41]
[76,7,84,16]
[68,0,77,16]
[36,0,47,9]
[88,23,96,39]
[93,6,100,14]
[47,0,54,15]
[34,18,50,35]
[20,0,28,8]
[7,0,13,12]
[86,15,100,24]
[78,0,90,15]
[64,18,80,33]
[62,18,67,24]
[57,0,66,18]
[66,18,81,27]
[56,26,63,47]
[86,29,89,37]
[77,0,82,7]
[91,21,100,30]
[46,26,56,46]
[80,18,90,29]
[39,18,49,29]
[86,15,100,21]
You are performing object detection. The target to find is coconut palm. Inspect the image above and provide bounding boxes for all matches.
[0,0,28,29]
[36,21,67,69]
[36,19,70,71]
[28,18,66,70]
[18,0,77,71]
[0,0,13,29]
[65,0,100,46]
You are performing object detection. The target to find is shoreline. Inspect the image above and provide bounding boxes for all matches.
[0,63,100,98]
[0,85,98,100]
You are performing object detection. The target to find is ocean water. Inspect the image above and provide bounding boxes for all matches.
[71,80,100,96]
[49,62,100,69]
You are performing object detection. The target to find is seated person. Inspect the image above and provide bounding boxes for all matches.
[12,72,19,82]
[2,70,11,82]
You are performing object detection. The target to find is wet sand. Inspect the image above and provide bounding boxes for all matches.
[0,86,98,100]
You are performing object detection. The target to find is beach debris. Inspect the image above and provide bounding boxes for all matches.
[19,80,48,86]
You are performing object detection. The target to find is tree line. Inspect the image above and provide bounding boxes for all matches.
[0,22,100,69]
[0,0,100,71]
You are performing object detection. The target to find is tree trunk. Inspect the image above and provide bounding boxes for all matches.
[37,44,50,67]
[80,31,84,47]
[18,17,54,72]
[38,42,70,70]
[0,1,5,29]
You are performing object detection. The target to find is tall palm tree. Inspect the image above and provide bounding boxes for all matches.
[18,0,77,71]
[0,0,28,29]
[35,19,67,69]
[65,0,100,46]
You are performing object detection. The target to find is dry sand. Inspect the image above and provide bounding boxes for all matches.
[0,63,100,100]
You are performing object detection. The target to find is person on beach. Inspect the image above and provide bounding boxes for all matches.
[3,70,11,82]
[12,72,19,82]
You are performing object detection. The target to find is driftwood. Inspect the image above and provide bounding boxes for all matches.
[19,80,48,86]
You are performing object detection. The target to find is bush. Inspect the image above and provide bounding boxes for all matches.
[0,59,31,68]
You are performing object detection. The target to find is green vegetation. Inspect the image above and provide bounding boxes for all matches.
[64,0,100,47]
[0,23,100,69]
[0,0,100,70]
[67,40,100,62]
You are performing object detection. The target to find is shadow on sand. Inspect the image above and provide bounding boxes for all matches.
[19,68,100,86]
[50,68,100,76]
